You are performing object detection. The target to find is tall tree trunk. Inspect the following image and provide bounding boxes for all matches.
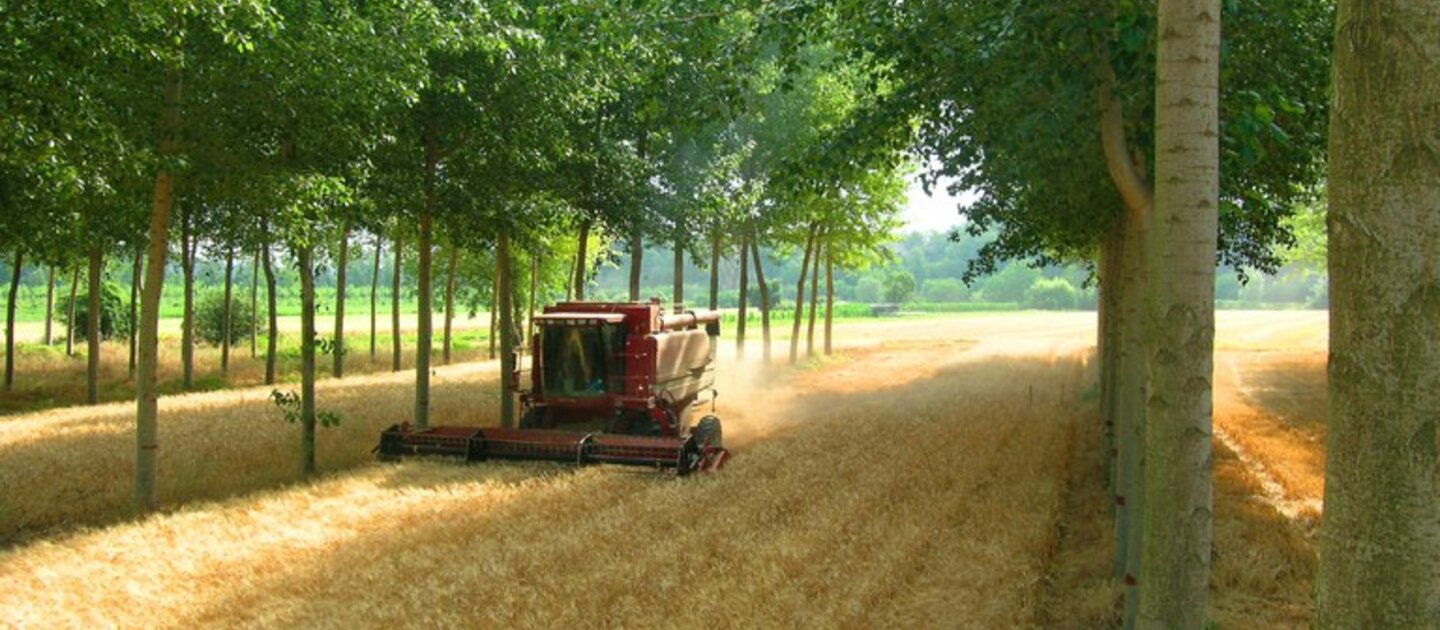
[86,248,102,405]
[488,263,498,361]
[5,250,21,392]
[221,248,234,376]
[789,223,818,365]
[736,233,750,359]
[370,234,381,363]
[628,231,643,302]
[528,254,537,332]
[672,239,684,313]
[135,62,181,513]
[65,267,79,357]
[574,220,590,301]
[709,233,721,311]
[1114,207,1149,626]
[180,209,194,389]
[263,235,278,385]
[1098,222,1125,493]
[824,239,834,356]
[415,140,437,430]
[332,220,350,379]
[750,236,772,364]
[498,231,516,428]
[1136,2,1220,625]
[1317,3,1440,626]
[297,245,317,477]
[1098,50,1156,630]
[391,223,402,373]
[130,249,141,376]
[43,266,54,345]
[250,249,258,359]
[442,243,458,365]
[806,231,822,357]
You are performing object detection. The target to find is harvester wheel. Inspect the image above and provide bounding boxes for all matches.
[694,415,723,449]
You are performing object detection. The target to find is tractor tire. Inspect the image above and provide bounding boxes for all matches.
[693,415,723,448]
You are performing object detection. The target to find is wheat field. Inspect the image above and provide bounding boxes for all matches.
[0,311,1331,628]
[0,359,502,541]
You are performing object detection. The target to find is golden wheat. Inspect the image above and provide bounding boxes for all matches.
[0,344,1085,628]
[0,360,502,541]
[0,311,1332,628]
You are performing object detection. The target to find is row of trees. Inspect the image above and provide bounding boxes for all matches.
[776,0,1431,626]
[1,2,907,510]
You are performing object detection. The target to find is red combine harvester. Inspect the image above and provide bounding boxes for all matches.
[377,300,728,475]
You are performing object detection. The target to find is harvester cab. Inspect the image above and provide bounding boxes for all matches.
[377,300,728,475]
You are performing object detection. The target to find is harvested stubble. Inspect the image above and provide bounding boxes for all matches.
[0,360,501,542]
[1208,438,1318,629]
[1214,351,1327,509]
[1,353,1085,628]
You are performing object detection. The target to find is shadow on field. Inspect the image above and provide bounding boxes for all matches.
[1234,352,1327,434]
[176,354,1096,627]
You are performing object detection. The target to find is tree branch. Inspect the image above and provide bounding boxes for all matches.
[1097,58,1153,220]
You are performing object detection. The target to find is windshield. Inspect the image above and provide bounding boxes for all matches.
[540,324,625,397]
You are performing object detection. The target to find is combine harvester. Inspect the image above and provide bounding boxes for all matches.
[377,300,729,475]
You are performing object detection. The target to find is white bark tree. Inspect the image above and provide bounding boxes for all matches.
[1317,2,1440,626]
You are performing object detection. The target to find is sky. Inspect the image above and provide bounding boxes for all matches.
[900,176,979,234]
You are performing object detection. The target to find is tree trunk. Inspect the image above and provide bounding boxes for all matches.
[442,242,458,365]
[1098,222,1125,493]
[1114,206,1149,626]
[1316,3,1440,626]
[86,248,102,405]
[574,220,590,301]
[488,263,498,361]
[528,254,537,332]
[135,62,181,513]
[263,235,278,386]
[750,235,772,364]
[806,231,822,357]
[43,266,54,346]
[250,249,258,359]
[298,245,317,477]
[65,267,79,357]
[391,223,402,373]
[332,220,350,379]
[370,234,381,363]
[5,250,21,392]
[736,233,750,359]
[789,223,818,365]
[673,239,684,314]
[1135,3,1220,626]
[709,233,721,311]
[498,231,516,428]
[180,209,194,389]
[130,249,141,377]
[628,231,643,302]
[221,248,234,375]
[824,239,834,356]
[1097,48,1156,630]
[415,138,437,430]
